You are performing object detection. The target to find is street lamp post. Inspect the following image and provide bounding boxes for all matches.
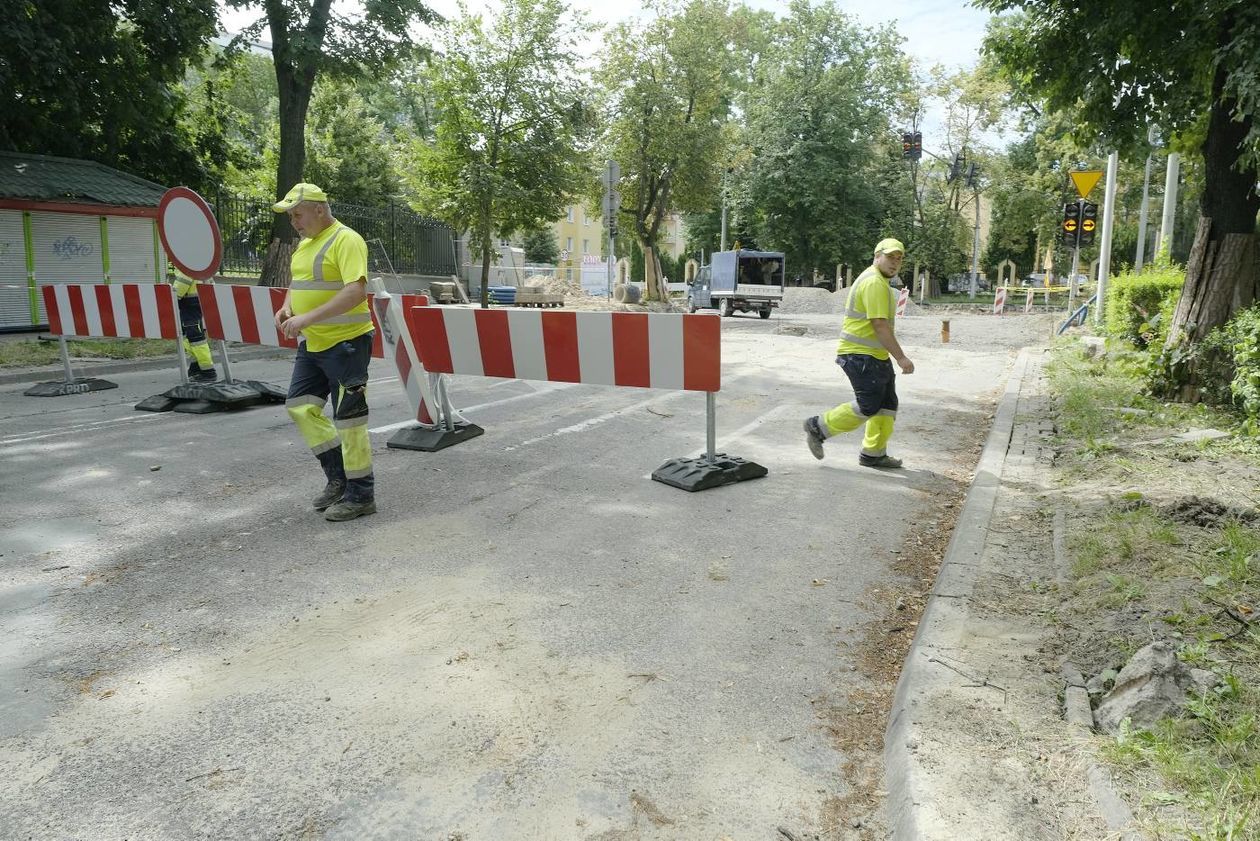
[1135,125,1160,272]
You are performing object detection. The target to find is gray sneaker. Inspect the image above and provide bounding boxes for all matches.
[803,417,825,460]
[859,453,903,469]
[312,481,346,511]
[324,499,377,522]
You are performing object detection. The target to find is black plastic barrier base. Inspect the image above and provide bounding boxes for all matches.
[135,380,286,413]
[652,453,768,492]
[25,378,118,397]
[387,422,484,452]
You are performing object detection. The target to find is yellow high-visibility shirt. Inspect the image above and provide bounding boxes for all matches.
[289,221,372,353]
[835,264,896,360]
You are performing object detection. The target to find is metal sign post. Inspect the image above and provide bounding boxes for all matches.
[602,160,620,299]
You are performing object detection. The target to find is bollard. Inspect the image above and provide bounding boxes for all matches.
[941,319,950,343]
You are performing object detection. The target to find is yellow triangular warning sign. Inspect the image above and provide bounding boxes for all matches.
[1070,170,1103,199]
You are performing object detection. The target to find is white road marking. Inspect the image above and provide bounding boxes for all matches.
[505,390,687,452]
[368,381,580,434]
[0,412,172,446]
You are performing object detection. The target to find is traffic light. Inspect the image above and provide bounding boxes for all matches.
[911,132,922,160]
[1079,201,1098,245]
[1060,202,1081,245]
[901,132,914,160]
[948,153,964,183]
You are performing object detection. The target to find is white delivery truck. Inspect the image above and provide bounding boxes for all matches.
[686,249,785,318]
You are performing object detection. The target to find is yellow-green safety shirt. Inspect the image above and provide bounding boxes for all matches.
[289,221,372,353]
[172,273,204,299]
[835,264,897,360]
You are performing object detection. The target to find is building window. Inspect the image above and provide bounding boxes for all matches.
[582,239,589,254]
[583,212,590,226]
[566,237,573,251]
[566,207,574,222]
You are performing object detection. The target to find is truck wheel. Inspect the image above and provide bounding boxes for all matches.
[759,308,771,319]
[720,298,733,318]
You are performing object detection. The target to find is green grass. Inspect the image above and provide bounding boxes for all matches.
[0,337,177,368]
[1051,339,1260,839]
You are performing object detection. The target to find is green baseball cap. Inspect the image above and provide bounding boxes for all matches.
[874,237,905,255]
[272,183,329,212]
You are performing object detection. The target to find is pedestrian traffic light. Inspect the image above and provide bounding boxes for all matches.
[1079,201,1098,245]
[901,132,914,160]
[911,132,922,160]
[1061,202,1081,245]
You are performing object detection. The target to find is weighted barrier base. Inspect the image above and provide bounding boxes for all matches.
[25,378,118,397]
[135,379,286,412]
[652,453,768,492]
[387,423,484,452]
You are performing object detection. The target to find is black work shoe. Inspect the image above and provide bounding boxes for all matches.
[860,454,904,469]
[312,481,346,511]
[324,499,377,522]
[190,367,219,383]
[803,417,825,460]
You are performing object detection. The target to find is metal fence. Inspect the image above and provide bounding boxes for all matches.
[209,194,458,277]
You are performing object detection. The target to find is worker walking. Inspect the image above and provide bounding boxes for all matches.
[271,183,377,522]
[803,237,915,468]
[173,274,218,383]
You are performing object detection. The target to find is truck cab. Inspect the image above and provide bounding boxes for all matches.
[687,249,785,318]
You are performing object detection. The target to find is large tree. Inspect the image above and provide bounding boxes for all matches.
[597,0,748,301]
[734,0,910,280]
[1,0,219,186]
[226,0,437,286]
[407,0,595,307]
[978,2,1260,365]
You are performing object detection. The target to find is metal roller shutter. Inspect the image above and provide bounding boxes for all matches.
[31,211,105,324]
[0,210,32,329]
[109,216,162,284]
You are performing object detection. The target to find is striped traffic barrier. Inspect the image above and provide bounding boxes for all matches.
[896,287,909,317]
[994,286,1007,315]
[1025,288,1034,314]
[24,282,181,397]
[403,306,765,492]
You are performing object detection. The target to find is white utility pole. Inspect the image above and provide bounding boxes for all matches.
[1154,152,1181,258]
[1135,125,1160,272]
[1095,151,1119,324]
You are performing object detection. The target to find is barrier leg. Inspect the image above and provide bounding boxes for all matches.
[651,391,768,492]
[217,340,235,383]
[24,336,119,397]
[387,374,484,452]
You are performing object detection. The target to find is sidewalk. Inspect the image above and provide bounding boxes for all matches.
[884,348,1143,840]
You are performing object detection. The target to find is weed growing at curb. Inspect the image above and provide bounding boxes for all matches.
[1049,339,1260,840]
[0,337,176,367]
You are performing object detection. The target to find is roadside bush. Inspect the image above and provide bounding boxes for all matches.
[1104,266,1184,348]
[1218,305,1260,430]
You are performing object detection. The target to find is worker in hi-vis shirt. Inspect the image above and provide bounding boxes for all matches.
[272,183,377,522]
[172,273,217,383]
[803,237,915,468]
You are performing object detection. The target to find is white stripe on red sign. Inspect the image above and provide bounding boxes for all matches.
[41,283,179,340]
[405,307,722,393]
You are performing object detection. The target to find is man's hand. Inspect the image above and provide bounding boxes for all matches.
[274,304,293,330]
[896,355,915,375]
[280,312,311,339]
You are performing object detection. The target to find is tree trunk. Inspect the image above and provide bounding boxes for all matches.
[260,61,312,288]
[642,243,664,302]
[1164,52,1260,351]
[479,221,493,309]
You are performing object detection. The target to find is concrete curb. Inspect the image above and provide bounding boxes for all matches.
[0,345,293,387]
[882,347,1030,839]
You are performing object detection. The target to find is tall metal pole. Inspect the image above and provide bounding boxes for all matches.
[1155,152,1180,258]
[1069,199,1082,308]
[1095,151,1119,324]
[1135,153,1153,272]
[719,186,728,253]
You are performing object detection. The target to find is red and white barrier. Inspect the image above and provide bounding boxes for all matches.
[405,307,722,393]
[1024,288,1034,314]
[196,283,425,360]
[994,287,1007,315]
[369,289,436,426]
[896,287,909,317]
[41,283,179,340]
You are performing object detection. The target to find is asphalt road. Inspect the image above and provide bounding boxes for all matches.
[0,310,1051,840]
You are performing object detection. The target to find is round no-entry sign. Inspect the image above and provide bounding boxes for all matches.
[157,187,222,280]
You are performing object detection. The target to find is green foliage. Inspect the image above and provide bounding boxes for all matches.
[522,228,560,265]
[1215,306,1260,430]
[407,0,596,300]
[1104,267,1185,348]
[1,0,220,187]
[304,81,400,206]
[732,0,910,276]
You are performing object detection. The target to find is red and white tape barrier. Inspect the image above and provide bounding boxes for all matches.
[896,287,909,317]
[405,307,722,393]
[41,283,179,340]
[994,287,1007,315]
